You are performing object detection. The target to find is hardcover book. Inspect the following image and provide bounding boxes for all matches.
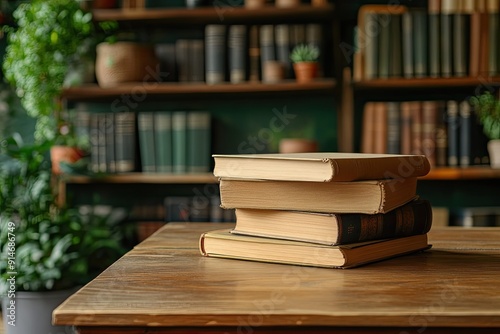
[199,229,430,269]
[219,177,419,215]
[213,152,431,182]
[232,198,433,246]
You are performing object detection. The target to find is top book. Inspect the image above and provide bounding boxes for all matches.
[212,153,431,182]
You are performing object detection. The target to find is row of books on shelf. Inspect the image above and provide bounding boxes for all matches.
[361,99,490,168]
[353,1,500,81]
[200,153,433,269]
[156,23,324,84]
[77,110,211,174]
[129,195,236,223]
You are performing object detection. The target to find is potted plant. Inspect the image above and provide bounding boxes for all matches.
[470,92,500,168]
[0,135,126,334]
[290,43,320,83]
[3,0,116,172]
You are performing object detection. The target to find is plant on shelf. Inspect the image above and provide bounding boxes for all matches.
[0,134,126,333]
[470,91,500,168]
[2,0,116,173]
[290,43,320,83]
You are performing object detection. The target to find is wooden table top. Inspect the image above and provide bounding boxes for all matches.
[53,223,500,330]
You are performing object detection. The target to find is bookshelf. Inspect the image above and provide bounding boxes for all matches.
[341,0,500,225]
[60,2,340,221]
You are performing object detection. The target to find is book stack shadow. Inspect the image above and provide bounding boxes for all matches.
[199,153,433,269]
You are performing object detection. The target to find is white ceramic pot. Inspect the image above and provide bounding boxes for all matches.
[487,139,500,168]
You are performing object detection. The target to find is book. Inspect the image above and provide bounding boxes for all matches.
[275,24,291,78]
[400,101,413,155]
[248,25,261,82]
[402,11,414,78]
[205,24,226,84]
[428,0,441,77]
[189,39,205,83]
[175,39,190,82]
[213,152,431,182]
[187,111,211,173]
[446,100,459,167]
[421,101,438,167]
[199,229,430,269]
[386,102,401,154]
[361,102,375,153]
[137,112,156,173]
[440,0,454,77]
[453,0,469,77]
[154,111,173,173]
[232,198,433,246]
[172,111,187,173]
[219,177,419,215]
[459,100,471,167]
[228,25,247,83]
[412,8,428,78]
[373,102,388,154]
[114,112,137,173]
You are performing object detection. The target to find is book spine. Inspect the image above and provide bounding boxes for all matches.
[336,199,432,245]
[364,12,379,79]
[259,25,276,75]
[428,0,441,77]
[361,102,375,153]
[487,0,499,76]
[377,14,390,79]
[172,111,187,174]
[440,0,454,78]
[228,25,247,83]
[459,100,471,167]
[154,111,173,173]
[175,39,190,82]
[413,9,428,78]
[187,111,211,173]
[114,112,137,173]
[400,101,413,155]
[446,100,459,167]
[435,101,448,167]
[155,43,177,82]
[373,102,388,154]
[248,25,261,82]
[421,101,438,167]
[89,113,100,173]
[98,113,108,173]
[386,102,401,154]
[189,39,205,83]
[410,101,422,155]
[453,3,468,77]
[138,112,156,173]
[205,24,227,84]
[105,112,116,173]
[402,11,413,78]
[389,14,402,78]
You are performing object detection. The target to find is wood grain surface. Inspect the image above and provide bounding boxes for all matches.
[53,223,500,333]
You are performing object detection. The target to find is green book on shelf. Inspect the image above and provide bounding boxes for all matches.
[154,111,173,173]
[187,111,211,173]
[138,112,156,173]
[172,111,187,174]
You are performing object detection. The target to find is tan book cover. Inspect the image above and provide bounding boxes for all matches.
[213,152,430,182]
[199,229,430,269]
[219,177,419,215]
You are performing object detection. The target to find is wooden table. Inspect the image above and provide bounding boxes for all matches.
[53,223,500,334]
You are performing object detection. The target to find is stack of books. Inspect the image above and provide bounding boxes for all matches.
[199,153,433,269]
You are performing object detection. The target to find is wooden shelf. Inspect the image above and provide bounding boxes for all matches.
[62,173,219,184]
[352,77,500,91]
[420,167,500,180]
[61,79,336,101]
[93,5,335,25]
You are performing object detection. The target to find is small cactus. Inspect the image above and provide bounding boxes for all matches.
[290,43,320,63]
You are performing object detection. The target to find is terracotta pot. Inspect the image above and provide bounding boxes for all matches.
[245,0,267,9]
[275,0,301,8]
[95,42,159,88]
[293,62,318,83]
[279,138,318,153]
[50,145,85,175]
[263,61,285,83]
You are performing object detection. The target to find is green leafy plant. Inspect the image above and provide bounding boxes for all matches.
[2,0,116,144]
[470,91,500,140]
[290,43,320,63]
[0,135,126,293]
